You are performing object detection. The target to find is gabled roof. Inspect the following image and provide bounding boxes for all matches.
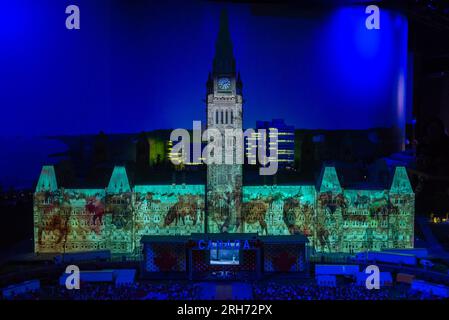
[390,166,413,194]
[317,166,342,193]
[36,166,58,192]
[107,166,131,193]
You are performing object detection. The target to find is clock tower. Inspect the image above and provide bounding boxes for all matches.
[206,10,243,233]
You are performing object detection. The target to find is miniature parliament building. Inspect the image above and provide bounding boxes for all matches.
[33,11,414,277]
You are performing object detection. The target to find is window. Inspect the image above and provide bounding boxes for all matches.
[227,137,233,147]
[216,111,219,124]
[221,110,224,124]
[225,110,228,124]
[231,111,234,124]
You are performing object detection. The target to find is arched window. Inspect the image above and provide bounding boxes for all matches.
[225,110,228,124]
[221,110,224,124]
[230,111,234,124]
[216,110,219,124]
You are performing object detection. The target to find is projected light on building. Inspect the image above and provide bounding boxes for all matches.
[33,8,414,256]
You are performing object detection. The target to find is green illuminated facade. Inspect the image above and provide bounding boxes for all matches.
[33,11,414,255]
[34,164,413,254]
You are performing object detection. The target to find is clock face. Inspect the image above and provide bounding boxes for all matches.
[217,77,231,91]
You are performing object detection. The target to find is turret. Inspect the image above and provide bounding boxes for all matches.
[317,166,342,194]
[107,166,131,193]
[236,72,243,95]
[35,166,58,193]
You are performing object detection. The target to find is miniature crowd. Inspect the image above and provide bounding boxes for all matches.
[3,280,442,300]
[251,282,439,300]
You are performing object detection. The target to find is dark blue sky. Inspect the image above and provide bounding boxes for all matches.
[0,0,409,136]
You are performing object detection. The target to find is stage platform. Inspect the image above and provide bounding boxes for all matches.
[141,233,310,280]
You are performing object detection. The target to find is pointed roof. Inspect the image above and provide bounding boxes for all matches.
[236,71,243,87]
[36,166,58,192]
[317,166,342,193]
[390,166,413,194]
[206,72,213,94]
[107,166,131,193]
[213,9,236,74]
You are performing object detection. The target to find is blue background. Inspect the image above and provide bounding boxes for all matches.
[0,0,409,136]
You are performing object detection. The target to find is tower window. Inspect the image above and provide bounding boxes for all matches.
[225,110,228,124]
[231,111,233,124]
[221,111,224,124]
[216,111,219,124]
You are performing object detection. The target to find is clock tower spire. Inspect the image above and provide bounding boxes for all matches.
[213,9,236,75]
[206,9,243,234]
